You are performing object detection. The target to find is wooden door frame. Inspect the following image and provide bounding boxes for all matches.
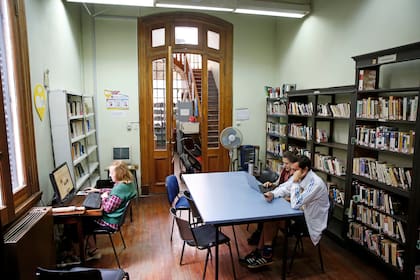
[138,12,233,194]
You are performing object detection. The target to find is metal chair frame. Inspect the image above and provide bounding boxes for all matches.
[170,207,236,280]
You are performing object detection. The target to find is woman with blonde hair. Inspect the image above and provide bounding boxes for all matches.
[84,160,137,260]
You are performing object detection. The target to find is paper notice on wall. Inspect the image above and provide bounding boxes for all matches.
[236,108,250,121]
[104,89,129,110]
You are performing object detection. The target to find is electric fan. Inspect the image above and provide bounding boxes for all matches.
[220,126,243,171]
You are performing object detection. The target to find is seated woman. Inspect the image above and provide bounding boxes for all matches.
[84,160,137,260]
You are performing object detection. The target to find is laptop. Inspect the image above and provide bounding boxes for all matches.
[245,172,274,193]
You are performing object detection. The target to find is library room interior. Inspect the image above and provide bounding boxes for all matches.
[1,0,420,279]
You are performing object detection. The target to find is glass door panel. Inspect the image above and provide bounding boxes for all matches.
[152,58,166,150]
[207,60,220,148]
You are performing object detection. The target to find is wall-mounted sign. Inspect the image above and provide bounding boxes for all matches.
[104,89,129,110]
[34,84,47,121]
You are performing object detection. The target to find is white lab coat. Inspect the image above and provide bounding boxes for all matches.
[271,170,330,245]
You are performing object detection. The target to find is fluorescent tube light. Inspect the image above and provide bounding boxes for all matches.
[235,0,310,18]
[234,8,306,18]
[66,0,154,7]
[156,3,233,12]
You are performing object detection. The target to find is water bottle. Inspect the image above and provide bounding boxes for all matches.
[248,161,254,175]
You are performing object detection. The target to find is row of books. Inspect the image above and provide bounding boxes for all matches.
[358,69,377,90]
[267,101,287,115]
[288,102,313,116]
[288,146,311,158]
[266,159,283,175]
[266,139,285,157]
[67,100,84,117]
[71,142,85,161]
[266,122,287,136]
[315,128,328,143]
[70,120,84,139]
[349,202,406,243]
[356,96,418,121]
[351,180,406,216]
[348,222,404,271]
[314,153,346,176]
[85,119,92,132]
[355,125,415,154]
[327,183,345,205]
[352,157,412,190]
[73,162,87,180]
[265,86,287,98]
[317,103,350,118]
[288,123,312,140]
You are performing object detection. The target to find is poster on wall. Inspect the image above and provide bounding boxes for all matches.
[34,83,47,121]
[104,89,129,111]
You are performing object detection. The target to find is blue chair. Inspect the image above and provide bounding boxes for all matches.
[166,175,190,241]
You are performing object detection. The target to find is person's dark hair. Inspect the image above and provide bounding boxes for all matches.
[283,151,298,163]
[296,155,311,170]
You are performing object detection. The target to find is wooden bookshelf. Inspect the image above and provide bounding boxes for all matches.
[347,42,420,279]
[265,87,288,174]
[286,85,354,242]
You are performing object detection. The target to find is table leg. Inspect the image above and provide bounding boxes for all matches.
[215,225,219,280]
[77,220,86,263]
[282,219,289,280]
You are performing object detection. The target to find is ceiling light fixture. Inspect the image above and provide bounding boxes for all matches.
[67,0,310,18]
[234,8,306,18]
[234,0,310,18]
[156,3,233,12]
[155,1,234,12]
[66,0,154,7]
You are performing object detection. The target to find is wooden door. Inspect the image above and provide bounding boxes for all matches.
[139,12,233,194]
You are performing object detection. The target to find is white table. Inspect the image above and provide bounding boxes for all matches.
[182,171,303,279]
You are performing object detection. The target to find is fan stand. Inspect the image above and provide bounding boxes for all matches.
[229,149,234,171]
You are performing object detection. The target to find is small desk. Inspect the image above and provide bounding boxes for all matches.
[53,195,102,263]
[106,164,140,198]
[182,171,303,280]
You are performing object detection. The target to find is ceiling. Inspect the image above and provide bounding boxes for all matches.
[67,0,312,18]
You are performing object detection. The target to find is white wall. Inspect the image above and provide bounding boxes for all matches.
[93,17,139,179]
[88,10,278,172]
[23,1,420,203]
[275,0,420,89]
[228,14,278,147]
[25,0,84,204]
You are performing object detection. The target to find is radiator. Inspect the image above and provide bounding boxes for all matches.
[4,207,55,280]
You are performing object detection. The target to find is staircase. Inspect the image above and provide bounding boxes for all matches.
[207,71,220,148]
[175,56,220,148]
[192,69,219,148]
[192,69,202,101]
